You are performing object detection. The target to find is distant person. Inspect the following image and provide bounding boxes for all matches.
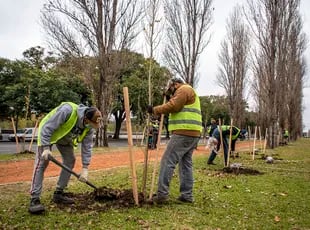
[207,125,241,166]
[148,120,159,149]
[28,102,102,214]
[283,129,289,144]
[240,128,247,141]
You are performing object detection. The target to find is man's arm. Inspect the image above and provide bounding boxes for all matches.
[39,104,73,147]
[153,85,190,115]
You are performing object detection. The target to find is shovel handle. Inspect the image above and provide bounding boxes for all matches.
[48,154,98,190]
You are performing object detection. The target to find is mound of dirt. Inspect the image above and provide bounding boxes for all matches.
[223,167,263,175]
[52,187,146,212]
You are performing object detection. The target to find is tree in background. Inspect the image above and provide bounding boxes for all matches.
[217,5,250,128]
[245,0,307,147]
[41,0,143,146]
[117,52,171,138]
[163,0,213,87]
[0,47,92,130]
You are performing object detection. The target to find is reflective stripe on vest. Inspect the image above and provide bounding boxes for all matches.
[38,102,81,146]
[168,86,202,132]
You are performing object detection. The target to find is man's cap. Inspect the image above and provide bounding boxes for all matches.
[170,77,184,84]
[165,77,184,92]
[85,107,102,129]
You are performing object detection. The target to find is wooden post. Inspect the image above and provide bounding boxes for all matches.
[252,126,257,160]
[248,126,252,155]
[218,119,225,167]
[11,117,20,153]
[123,87,139,205]
[263,128,268,154]
[142,114,151,197]
[258,126,262,151]
[29,120,39,152]
[227,119,233,167]
[149,98,166,199]
[140,125,147,146]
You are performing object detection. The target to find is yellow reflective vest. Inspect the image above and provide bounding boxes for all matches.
[168,88,202,133]
[38,102,90,146]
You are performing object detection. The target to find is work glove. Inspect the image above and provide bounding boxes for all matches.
[207,137,218,152]
[147,105,154,114]
[42,149,52,160]
[79,167,88,182]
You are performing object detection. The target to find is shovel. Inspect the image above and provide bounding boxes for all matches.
[48,154,98,190]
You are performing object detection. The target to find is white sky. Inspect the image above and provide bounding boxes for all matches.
[0,0,309,131]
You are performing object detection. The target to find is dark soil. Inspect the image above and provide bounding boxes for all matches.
[222,167,263,175]
[51,187,147,213]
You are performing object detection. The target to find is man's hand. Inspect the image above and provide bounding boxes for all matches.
[79,168,88,182]
[42,149,52,160]
[207,137,218,152]
[147,105,154,114]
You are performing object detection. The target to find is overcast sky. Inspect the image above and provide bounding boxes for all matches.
[0,0,309,131]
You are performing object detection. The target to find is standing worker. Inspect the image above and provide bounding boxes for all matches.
[28,102,102,214]
[283,129,289,145]
[147,77,202,204]
[207,125,241,165]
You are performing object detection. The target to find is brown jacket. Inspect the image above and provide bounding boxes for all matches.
[153,84,201,137]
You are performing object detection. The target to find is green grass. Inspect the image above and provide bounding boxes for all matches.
[1,139,310,229]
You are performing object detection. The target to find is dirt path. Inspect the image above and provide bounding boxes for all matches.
[0,141,254,184]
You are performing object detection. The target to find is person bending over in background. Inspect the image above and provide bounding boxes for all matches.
[207,125,241,166]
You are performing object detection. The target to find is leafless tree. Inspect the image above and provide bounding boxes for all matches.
[245,0,307,148]
[141,0,163,199]
[217,5,250,128]
[41,0,143,146]
[143,0,163,103]
[163,0,213,87]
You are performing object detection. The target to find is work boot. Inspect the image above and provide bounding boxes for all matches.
[28,198,45,214]
[177,196,193,203]
[53,191,74,204]
[152,194,169,204]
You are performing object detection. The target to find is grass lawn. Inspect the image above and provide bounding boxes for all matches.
[0,138,309,229]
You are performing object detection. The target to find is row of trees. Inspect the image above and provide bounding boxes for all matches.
[1,0,307,149]
[1,45,256,135]
[39,0,215,146]
[0,46,173,138]
[216,0,307,147]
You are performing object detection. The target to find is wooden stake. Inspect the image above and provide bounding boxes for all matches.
[149,97,166,199]
[252,126,257,160]
[142,113,151,197]
[218,119,225,167]
[248,126,252,154]
[140,125,146,146]
[258,126,262,151]
[29,119,39,152]
[123,87,139,205]
[227,119,233,167]
[11,117,20,153]
[263,128,268,154]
